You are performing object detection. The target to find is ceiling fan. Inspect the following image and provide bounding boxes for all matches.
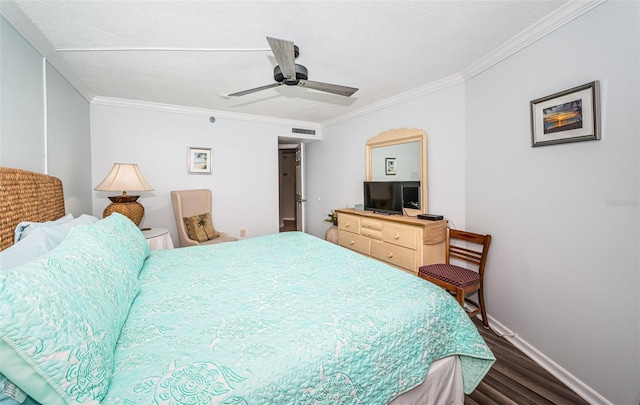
[228,37,358,98]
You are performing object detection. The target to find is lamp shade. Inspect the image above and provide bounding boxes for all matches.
[95,163,154,226]
[94,163,154,192]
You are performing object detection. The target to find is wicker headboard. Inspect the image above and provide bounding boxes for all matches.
[0,167,66,251]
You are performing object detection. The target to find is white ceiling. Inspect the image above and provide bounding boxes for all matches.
[4,1,602,126]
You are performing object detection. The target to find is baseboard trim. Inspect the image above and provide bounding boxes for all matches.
[485,315,612,405]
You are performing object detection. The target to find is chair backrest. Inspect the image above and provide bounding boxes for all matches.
[170,189,212,247]
[446,228,492,279]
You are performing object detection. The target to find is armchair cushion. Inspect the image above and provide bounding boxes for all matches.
[183,213,219,242]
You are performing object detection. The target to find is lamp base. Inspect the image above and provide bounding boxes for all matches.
[103,195,144,225]
[108,195,140,203]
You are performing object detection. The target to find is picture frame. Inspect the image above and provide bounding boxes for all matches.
[530,81,600,147]
[385,157,396,175]
[187,147,212,175]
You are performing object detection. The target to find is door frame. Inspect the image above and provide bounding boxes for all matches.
[295,143,305,232]
[278,142,305,232]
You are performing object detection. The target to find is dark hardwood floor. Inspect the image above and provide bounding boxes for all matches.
[465,318,589,405]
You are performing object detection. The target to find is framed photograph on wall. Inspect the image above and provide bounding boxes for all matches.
[188,147,212,175]
[530,81,600,147]
[385,157,396,175]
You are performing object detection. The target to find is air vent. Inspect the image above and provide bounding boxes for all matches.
[292,128,316,135]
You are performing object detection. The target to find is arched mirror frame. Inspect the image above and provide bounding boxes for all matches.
[365,128,428,215]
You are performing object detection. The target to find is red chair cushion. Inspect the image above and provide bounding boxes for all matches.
[418,264,480,288]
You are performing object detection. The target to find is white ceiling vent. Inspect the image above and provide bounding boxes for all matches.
[292,128,316,135]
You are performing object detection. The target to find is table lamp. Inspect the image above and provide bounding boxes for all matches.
[94,163,154,225]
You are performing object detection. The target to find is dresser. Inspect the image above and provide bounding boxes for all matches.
[335,209,447,275]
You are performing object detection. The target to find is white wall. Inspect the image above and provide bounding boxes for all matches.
[465,2,639,404]
[90,104,286,245]
[305,83,466,238]
[0,16,92,216]
[0,15,44,172]
[46,62,92,215]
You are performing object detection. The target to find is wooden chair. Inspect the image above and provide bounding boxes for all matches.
[418,228,492,327]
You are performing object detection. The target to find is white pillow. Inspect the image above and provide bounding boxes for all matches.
[1,215,99,271]
[14,213,74,243]
[31,214,98,245]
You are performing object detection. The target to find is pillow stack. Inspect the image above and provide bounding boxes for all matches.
[13,213,74,243]
[0,214,99,271]
[0,213,149,405]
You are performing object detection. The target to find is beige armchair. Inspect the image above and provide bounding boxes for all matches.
[170,189,237,247]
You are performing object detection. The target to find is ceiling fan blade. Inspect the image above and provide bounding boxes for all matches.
[266,36,296,80]
[228,82,281,97]
[298,80,359,97]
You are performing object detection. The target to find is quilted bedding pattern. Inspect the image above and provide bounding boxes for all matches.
[0,213,149,405]
[103,232,494,405]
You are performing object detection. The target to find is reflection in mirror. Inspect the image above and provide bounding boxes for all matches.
[370,141,421,181]
[366,128,427,214]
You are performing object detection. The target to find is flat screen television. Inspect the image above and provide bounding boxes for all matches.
[363,181,403,215]
[363,181,421,215]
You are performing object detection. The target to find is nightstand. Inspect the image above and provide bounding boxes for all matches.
[141,228,174,251]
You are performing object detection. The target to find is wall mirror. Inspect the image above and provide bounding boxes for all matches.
[365,128,427,214]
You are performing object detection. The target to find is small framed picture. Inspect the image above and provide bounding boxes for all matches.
[385,157,396,175]
[530,81,600,147]
[188,147,212,175]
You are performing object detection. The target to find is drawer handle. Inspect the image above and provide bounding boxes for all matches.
[345,222,351,228]
[393,233,400,240]
[387,252,394,258]
[350,240,355,245]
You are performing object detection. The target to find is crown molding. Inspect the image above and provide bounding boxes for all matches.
[0,1,94,102]
[322,73,465,128]
[461,0,606,80]
[324,0,606,128]
[91,96,321,129]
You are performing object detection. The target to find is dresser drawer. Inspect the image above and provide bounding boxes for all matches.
[360,227,383,240]
[360,218,383,231]
[338,213,360,234]
[383,222,418,250]
[371,241,417,272]
[338,231,370,255]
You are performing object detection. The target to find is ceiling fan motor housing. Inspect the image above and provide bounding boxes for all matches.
[274,64,308,85]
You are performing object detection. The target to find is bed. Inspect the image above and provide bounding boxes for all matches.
[0,167,495,405]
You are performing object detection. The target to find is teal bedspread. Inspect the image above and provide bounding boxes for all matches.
[103,232,494,404]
